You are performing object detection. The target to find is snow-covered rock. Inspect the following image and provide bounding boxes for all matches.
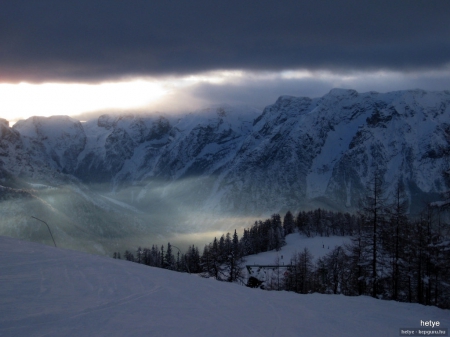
[13,115,86,174]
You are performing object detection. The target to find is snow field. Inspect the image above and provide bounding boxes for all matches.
[243,234,351,285]
[1,235,448,337]
[245,234,351,266]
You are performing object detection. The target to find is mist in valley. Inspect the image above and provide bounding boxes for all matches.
[0,174,269,256]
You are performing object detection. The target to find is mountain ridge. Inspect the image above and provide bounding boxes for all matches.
[1,88,449,253]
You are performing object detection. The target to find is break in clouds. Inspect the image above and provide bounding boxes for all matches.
[1,1,450,121]
[4,68,450,124]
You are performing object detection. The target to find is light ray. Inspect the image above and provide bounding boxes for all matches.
[0,79,167,123]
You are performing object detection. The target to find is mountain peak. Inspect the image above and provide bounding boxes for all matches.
[0,118,9,127]
[327,88,359,97]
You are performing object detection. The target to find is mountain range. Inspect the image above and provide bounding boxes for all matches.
[1,88,449,254]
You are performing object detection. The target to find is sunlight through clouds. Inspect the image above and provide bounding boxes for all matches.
[1,80,167,123]
[2,68,450,124]
[178,70,246,85]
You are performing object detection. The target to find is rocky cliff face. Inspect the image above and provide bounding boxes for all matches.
[197,89,448,213]
[1,89,449,253]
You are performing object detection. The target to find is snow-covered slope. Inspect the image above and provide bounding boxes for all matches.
[243,234,351,287]
[1,236,448,337]
[245,234,351,266]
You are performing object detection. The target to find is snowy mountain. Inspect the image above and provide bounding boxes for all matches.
[1,235,449,337]
[1,89,450,254]
[221,89,450,212]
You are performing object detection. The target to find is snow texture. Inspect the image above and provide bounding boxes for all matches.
[1,236,449,337]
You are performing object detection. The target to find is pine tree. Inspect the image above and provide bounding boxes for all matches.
[160,245,165,268]
[296,211,306,234]
[176,251,181,271]
[218,235,226,262]
[150,245,160,267]
[274,227,283,251]
[136,247,143,264]
[250,222,261,254]
[360,169,386,298]
[124,250,135,262]
[283,211,295,235]
[225,230,244,283]
[271,213,282,230]
[346,215,369,296]
[164,243,175,270]
[384,179,409,301]
[186,245,201,273]
[261,220,271,251]
[200,244,213,277]
[210,237,225,280]
[240,229,253,256]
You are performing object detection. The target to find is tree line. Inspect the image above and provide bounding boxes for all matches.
[113,213,295,282]
[115,243,202,273]
[113,209,357,283]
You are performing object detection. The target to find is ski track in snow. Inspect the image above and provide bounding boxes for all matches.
[1,235,449,337]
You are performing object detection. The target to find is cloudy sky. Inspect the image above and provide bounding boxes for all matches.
[1,0,450,122]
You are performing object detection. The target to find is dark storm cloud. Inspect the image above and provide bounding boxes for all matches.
[186,77,332,108]
[1,0,450,82]
[183,70,450,109]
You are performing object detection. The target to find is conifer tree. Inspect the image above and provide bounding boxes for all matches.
[176,251,181,271]
[165,243,174,270]
[160,245,165,268]
[200,244,213,277]
[346,215,369,295]
[384,179,409,300]
[136,247,143,264]
[124,250,135,262]
[283,211,295,235]
[225,229,244,283]
[360,169,386,298]
[240,229,252,256]
[210,237,224,280]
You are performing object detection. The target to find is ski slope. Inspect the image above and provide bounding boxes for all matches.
[1,236,448,337]
[243,234,352,285]
[245,234,351,266]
